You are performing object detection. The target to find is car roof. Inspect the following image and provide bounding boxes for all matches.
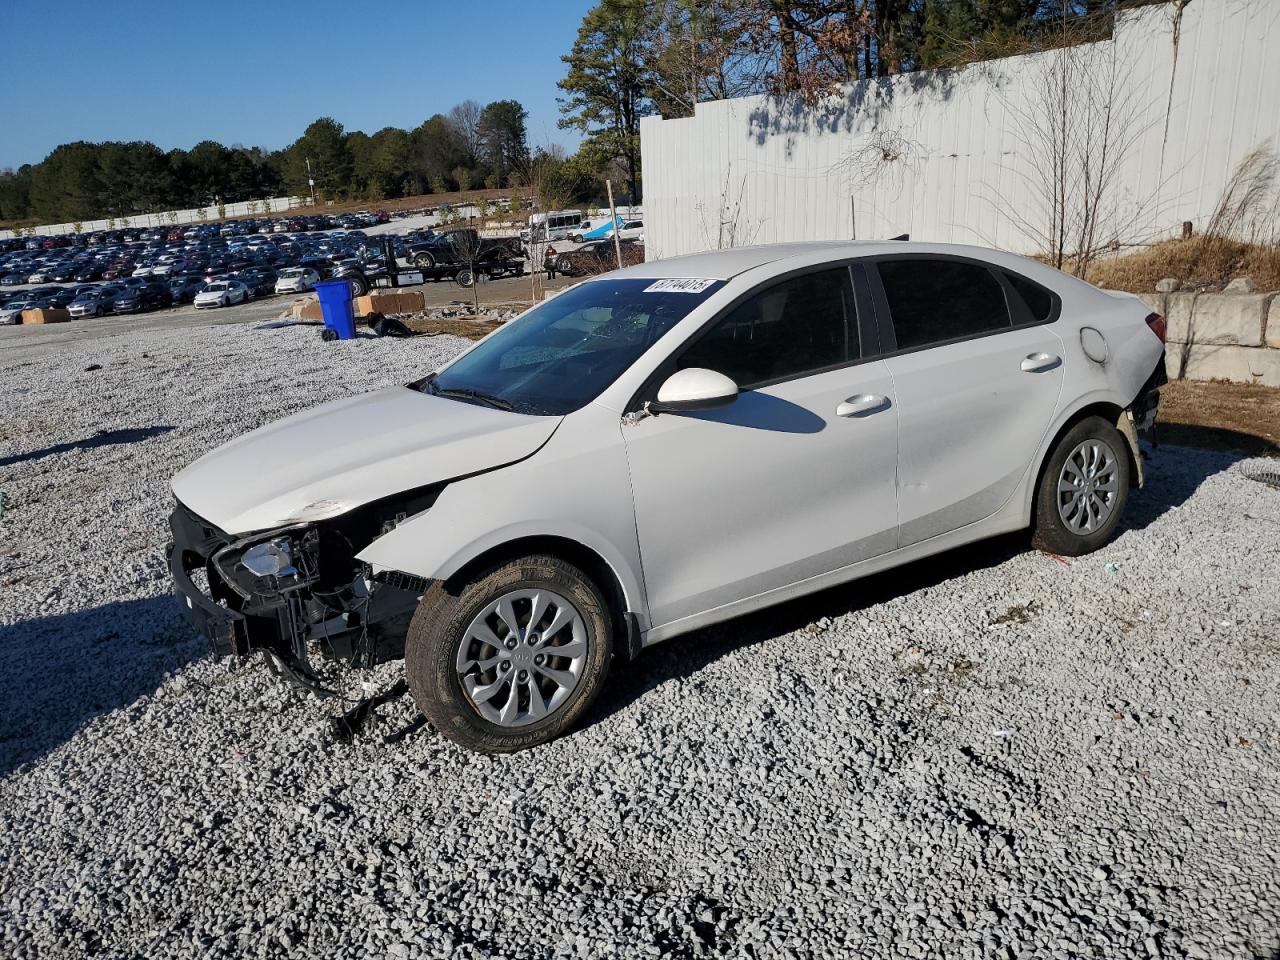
[606,240,1067,283]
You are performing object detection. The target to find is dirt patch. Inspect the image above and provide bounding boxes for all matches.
[1086,237,1280,293]
[990,601,1041,625]
[1158,379,1280,456]
[402,317,503,340]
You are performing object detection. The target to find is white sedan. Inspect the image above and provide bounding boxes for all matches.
[193,280,250,309]
[168,241,1165,752]
[274,267,320,294]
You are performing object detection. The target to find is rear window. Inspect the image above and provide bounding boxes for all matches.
[876,258,1011,351]
[1004,270,1055,322]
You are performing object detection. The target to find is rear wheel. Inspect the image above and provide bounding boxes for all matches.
[1031,416,1130,556]
[405,555,614,753]
[347,274,369,297]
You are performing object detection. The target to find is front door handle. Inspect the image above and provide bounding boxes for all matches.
[836,394,889,417]
[1020,352,1061,373]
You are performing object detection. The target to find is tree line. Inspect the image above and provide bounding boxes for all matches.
[0,98,533,225]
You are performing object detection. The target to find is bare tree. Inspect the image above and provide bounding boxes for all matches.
[447,100,484,160]
[696,164,763,250]
[992,17,1155,277]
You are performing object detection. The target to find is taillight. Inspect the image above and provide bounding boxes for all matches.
[1145,312,1167,343]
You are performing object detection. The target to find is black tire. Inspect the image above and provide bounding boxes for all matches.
[347,274,369,297]
[405,554,614,753]
[455,267,475,288]
[320,328,338,342]
[555,255,573,274]
[413,252,436,269]
[1031,415,1131,556]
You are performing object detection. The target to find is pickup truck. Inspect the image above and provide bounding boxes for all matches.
[405,229,526,287]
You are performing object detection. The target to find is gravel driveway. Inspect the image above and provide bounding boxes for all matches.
[1,323,1277,960]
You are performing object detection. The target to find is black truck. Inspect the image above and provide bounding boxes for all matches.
[404,229,526,286]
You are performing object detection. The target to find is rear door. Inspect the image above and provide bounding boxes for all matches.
[869,256,1064,546]
[623,265,899,630]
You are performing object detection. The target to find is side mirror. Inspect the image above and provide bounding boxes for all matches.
[650,368,739,413]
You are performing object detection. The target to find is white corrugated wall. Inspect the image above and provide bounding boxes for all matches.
[640,0,1280,260]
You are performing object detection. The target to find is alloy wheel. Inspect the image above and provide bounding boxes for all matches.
[1057,438,1120,534]
[455,589,588,727]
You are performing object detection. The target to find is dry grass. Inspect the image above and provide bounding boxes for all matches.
[1085,237,1280,293]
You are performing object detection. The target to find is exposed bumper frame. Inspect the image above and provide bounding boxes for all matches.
[167,542,247,656]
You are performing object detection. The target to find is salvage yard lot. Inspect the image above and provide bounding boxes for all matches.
[1,320,1278,959]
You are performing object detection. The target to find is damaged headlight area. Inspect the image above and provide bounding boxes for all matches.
[166,488,441,688]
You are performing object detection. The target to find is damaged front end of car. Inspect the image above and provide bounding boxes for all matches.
[166,487,439,691]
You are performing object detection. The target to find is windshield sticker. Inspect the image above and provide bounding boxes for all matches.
[643,278,717,294]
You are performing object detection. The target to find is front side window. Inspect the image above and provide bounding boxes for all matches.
[427,278,723,416]
[876,258,1011,350]
[677,267,858,388]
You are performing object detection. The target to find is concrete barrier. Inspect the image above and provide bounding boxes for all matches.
[1154,288,1280,386]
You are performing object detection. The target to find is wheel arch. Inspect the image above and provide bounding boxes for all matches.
[442,534,641,661]
[1024,398,1138,525]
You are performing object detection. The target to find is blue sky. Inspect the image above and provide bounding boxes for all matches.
[0,0,595,169]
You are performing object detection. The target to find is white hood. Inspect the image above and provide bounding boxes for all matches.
[172,386,560,534]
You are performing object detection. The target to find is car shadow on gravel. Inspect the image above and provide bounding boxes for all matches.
[585,443,1244,733]
[585,531,1031,733]
[0,595,203,778]
[1119,443,1246,534]
[0,426,175,469]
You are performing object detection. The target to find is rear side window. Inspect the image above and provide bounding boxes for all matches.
[876,259,1011,350]
[1004,270,1055,321]
[678,267,858,387]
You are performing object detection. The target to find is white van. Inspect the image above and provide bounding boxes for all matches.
[524,210,585,243]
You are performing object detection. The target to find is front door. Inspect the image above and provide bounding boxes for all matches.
[622,265,900,631]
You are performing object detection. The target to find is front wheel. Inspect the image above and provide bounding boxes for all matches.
[1031,416,1130,556]
[455,267,475,288]
[405,555,614,753]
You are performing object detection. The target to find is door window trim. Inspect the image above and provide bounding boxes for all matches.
[864,253,1061,359]
[626,260,881,412]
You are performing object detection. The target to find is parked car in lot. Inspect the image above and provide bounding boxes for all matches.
[168,275,205,304]
[68,286,124,318]
[236,266,278,296]
[0,297,37,324]
[168,241,1166,753]
[551,239,645,277]
[274,267,320,294]
[193,279,250,309]
[112,282,172,314]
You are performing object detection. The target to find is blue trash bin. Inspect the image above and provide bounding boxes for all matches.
[314,280,356,340]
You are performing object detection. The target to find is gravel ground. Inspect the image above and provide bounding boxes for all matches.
[1,323,1278,960]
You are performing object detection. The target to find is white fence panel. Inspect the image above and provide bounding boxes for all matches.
[640,0,1280,260]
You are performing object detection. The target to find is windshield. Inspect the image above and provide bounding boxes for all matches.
[426,277,723,416]
[205,282,227,291]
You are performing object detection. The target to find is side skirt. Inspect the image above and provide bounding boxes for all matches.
[641,509,1029,647]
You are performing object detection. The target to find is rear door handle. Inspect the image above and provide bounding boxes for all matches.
[1020,352,1061,373]
[836,394,889,417]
